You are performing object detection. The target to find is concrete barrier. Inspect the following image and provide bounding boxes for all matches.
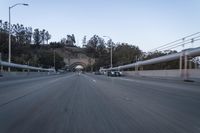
[0,72,55,78]
[123,69,200,81]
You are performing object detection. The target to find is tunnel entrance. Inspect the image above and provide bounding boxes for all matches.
[68,62,86,71]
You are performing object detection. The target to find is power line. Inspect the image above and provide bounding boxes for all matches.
[149,32,200,52]
[165,38,200,50]
[156,35,200,51]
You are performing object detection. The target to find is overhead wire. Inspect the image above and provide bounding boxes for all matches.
[156,36,200,51]
[149,32,200,52]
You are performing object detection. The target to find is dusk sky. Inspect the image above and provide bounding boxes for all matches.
[1,0,200,51]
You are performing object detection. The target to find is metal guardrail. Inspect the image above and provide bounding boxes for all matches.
[101,47,200,71]
[0,60,55,72]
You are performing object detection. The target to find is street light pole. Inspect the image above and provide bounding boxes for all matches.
[110,39,113,68]
[8,7,11,72]
[103,36,113,68]
[54,49,56,70]
[8,3,28,72]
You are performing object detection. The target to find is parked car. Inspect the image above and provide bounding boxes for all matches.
[107,70,122,77]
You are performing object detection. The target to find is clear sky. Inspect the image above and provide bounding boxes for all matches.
[0,0,200,51]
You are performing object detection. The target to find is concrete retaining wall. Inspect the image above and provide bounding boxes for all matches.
[0,72,54,78]
[124,69,200,80]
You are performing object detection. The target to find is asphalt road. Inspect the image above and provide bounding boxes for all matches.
[0,73,200,133]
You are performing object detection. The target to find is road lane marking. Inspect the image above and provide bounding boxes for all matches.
[48,73,76,84]
[83,74,97,83]
[119,78,136,82]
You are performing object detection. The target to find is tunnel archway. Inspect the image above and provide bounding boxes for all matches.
[69,62,87,71]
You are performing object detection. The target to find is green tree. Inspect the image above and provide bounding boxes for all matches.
[33,28,41,45]
[3,21,9,33]
[0,21,9,60]
[60,38,66,45]
[66,34,76,46]
[85,35,110,70]
[45,31,51,44]
[0,20,3,32]
[13,24,26,45]
[24,27,32,44]
[142,50,179,70]
[82,36,87,47]
[40,29,45,45]
[113,43,142,66]
[85,35,101,58]
[38,50,65,70]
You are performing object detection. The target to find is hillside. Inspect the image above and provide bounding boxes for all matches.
[0,43,90,70]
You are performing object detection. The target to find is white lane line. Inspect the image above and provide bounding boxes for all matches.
[48,74,76,84]
[119,78,136,82]
[83,74,97,83]
[92,79,96,83]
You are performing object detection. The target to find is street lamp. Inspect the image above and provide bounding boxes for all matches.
[8,3,28,71]
[103,36,113,68]
[54,49,56,70]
